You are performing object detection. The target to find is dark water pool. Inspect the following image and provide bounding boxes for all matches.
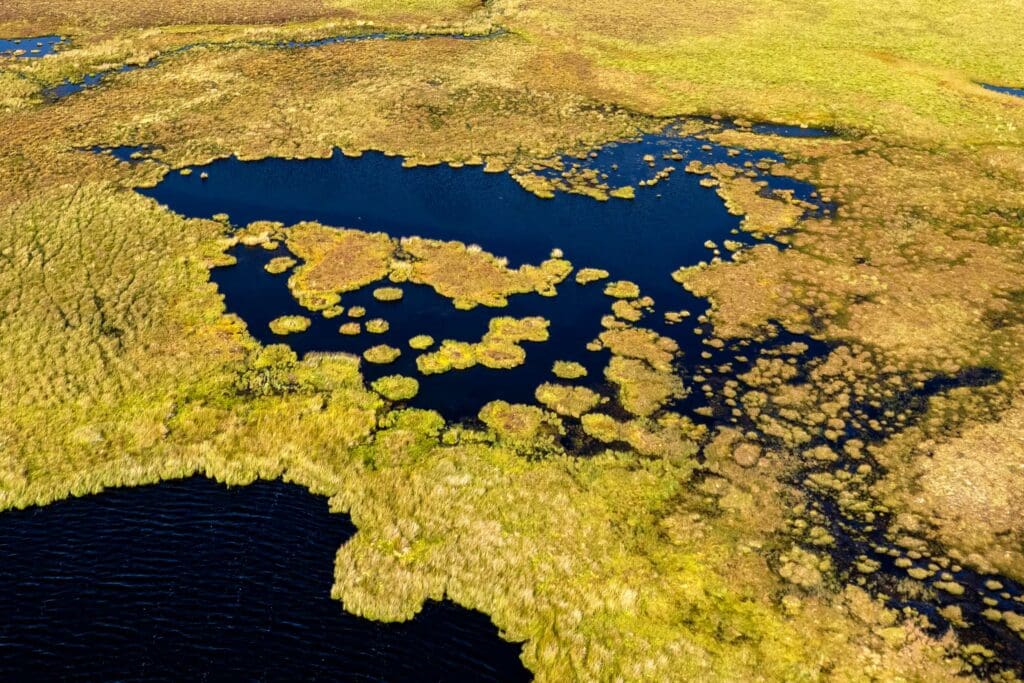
[750,123,835,138]
[982,83,1024,99]
[139,128,821,416]
[0,35,64,58]
[0,477,529,682]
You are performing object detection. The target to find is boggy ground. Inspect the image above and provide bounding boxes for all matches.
[2,0,1024,680]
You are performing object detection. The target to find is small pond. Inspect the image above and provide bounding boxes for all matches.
[0,35,64,58]
[139,126,826,417]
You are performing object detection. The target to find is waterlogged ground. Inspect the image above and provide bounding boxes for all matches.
[4,1,1024,681]
[139,126,1024,670]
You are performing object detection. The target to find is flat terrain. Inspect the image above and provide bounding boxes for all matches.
[2,1,1024,680]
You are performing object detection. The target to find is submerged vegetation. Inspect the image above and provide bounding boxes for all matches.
[3,0,1024,680]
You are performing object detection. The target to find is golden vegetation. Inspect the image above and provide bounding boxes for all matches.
[268,314,311,335]
[408,334,434,350]
[478,400,564,456]
[551,360,587,380]
[603,280,640,299]
[605,357,685,417]
[264,255,297,274]
[372,286,403,302]
[574,268,609,285]
[286,223,393,310]
[371,374,420,401]
[415,316,549,375]
[534,383,602,418]
[3,0,1024,679]
[400,237,572,309]
[363,344,401,364]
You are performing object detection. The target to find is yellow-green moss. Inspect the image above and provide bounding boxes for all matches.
[373,286,404,302]
[575,268,610,285]
[552,360,587,380]
[365,318,390,334]
[534,382,603,417]
[416,317,549,375]
[264,256,297,274]
[371,374,420,401]
[603,280,640,299]
[268,315,311,335]
[409,334,435,350]
[363,344,401,364]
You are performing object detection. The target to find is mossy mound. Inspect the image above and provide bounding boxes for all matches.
[409,334,435,350]
[373,286,404,302]
[535,383,603,417]
[606,356,685,416]
[603,280,640,299]
[371,374,420,401]
[365,318,390,334]
[416,316,549,375]
[286,223,393,311]
[599,327,678,372]
[575,268,610,285]
[401,236,572,309]
[478,400,564,456]
[268,315,311,335]
[264,256,297,274]
[552,360,587,379]
[363,344,401,364]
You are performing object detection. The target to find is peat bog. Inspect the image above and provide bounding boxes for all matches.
[140,126,823,417]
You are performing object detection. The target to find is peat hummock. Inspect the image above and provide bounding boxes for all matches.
[0,477,529,682]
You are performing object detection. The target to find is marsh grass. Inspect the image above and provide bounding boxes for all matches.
[416,316,549,375]
[3,0,1024,678]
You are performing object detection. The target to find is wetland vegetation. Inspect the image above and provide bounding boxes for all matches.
[3,0,1024,680]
